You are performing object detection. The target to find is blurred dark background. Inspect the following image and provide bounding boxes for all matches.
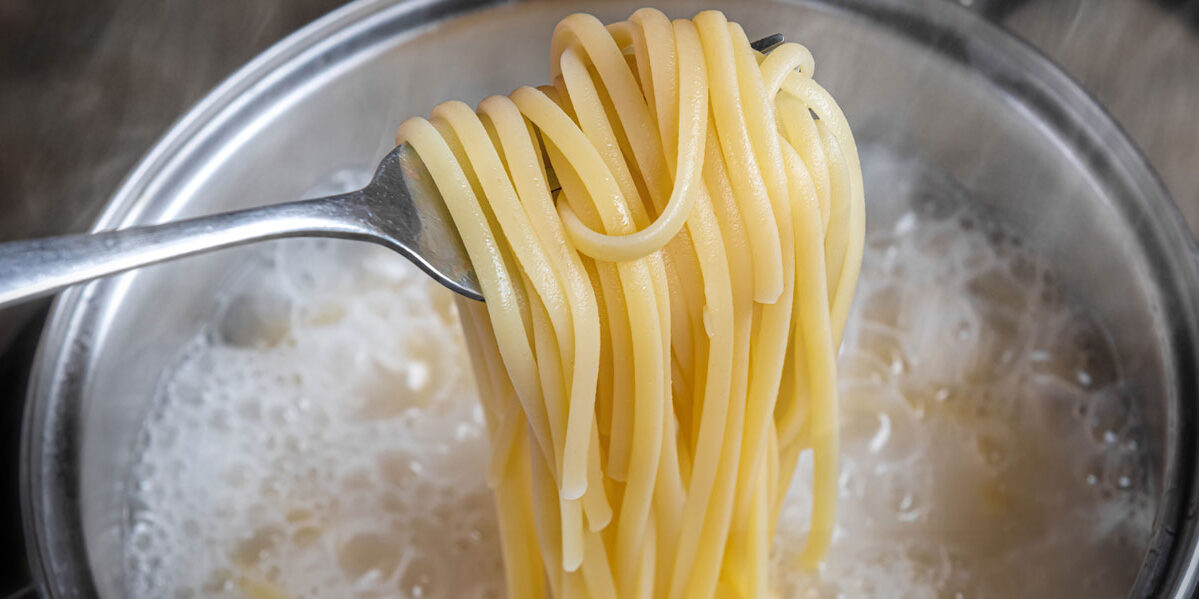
[0,0,1197,596]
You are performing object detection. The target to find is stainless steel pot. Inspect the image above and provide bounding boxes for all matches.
[20,0,1199,597]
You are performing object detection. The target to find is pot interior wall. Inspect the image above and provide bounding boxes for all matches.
[23,0,1187,597]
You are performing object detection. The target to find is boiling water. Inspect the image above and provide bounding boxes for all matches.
[124,162,1153,598]
[123,236,502,599]
[771,155,1154,598]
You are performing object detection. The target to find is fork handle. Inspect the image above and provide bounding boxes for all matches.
[0,193,366,309]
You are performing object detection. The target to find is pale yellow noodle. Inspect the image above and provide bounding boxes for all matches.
[693,11,784,303]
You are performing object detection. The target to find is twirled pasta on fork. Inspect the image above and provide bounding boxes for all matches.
[396,9,864,598]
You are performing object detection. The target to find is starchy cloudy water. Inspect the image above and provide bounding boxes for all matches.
[125,165,1154,599]
[125,235,503,599]
[772,188,1153,598]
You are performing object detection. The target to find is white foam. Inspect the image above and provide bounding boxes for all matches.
[125,236,503,599]
[125,166,1154,598]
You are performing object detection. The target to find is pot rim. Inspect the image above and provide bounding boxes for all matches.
[19,0,1199,597]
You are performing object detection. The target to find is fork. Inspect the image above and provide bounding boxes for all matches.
[0,35,785,310]
[0,144,483,308]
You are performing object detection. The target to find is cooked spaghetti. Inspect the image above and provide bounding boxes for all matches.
[395,9,864,598]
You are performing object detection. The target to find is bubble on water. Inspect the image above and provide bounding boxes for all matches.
[216,291,292,349]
